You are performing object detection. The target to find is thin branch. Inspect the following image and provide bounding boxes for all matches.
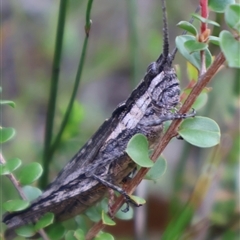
[199,0,208,75]
[0,154,49,240]
[0,154,26,200]
[200,0,208,33]
[41,0,68,188]
[46,0,94,180]
[85,51,226,240]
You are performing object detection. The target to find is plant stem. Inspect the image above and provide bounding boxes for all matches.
[200,0,208,33]
[41,0,68,188]
[0,154,49,240]
[85,52,226,240]
[199,0,208,75]
[49,0,94,161]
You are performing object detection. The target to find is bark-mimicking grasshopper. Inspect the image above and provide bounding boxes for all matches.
[3,0,196,233]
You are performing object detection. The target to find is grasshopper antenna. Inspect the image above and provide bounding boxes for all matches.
[169,5,201,63]
[161,0,169,64]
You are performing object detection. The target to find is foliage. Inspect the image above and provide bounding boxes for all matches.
[1,0,239,239]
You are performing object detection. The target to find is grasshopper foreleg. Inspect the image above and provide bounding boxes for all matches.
[146,108,196,126]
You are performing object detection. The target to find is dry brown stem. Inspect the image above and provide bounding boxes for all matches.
[85,52,226,240]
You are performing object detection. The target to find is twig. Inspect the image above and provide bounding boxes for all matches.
[41,0,68,188]
[43,0,94,185]
[0,154,26,200]
[199,0,208,75]
[85,52,226,240]
[0,154,49,240]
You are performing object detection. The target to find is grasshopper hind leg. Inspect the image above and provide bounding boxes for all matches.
[92,174,141,212]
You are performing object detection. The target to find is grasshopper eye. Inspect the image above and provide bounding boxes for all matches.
[161,85,180,108]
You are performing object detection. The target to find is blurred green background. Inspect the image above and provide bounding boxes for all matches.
[1,0,239,239]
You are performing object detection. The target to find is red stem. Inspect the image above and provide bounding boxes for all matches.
[200,0,208,33]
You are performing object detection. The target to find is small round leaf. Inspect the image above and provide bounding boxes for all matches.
[66,230,76,240]
[0,163,9,175]
[18,162,43,185]
[47,223,66,240]
[209,0,235,13]
[0,100,16,108]
[184,40,208,53]
[6,158,22,172]
[15,225,35,237]
[22,186,42,201]
[101,211,116,226]
[176,35,212,70]
[0,127,16,143]
[84,206,101,222]
[192,92,208,110]
[116,205,133,220]
[74,229,85,240]
[178,116,220,148]
[177,21,198,36]
[220,30,240,68]
[187,62,198,81]
[225,4,240,32]
[94,232,114,240]
[209,36,220,46]
[34,212,54,231]
[191,13,220,26]
[145,156,167,181]
[3,199,30,212]
[0,158,22,175]
[129,195,146,206]
[126,134,154,167]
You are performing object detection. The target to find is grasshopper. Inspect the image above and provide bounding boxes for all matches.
[3,0,196,232]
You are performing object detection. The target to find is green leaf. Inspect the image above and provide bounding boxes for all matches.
[191,13,220,26]
[225,4,240,32]
[115,205,134,220]
[0,158,22,175]
[15,225,36,238]
[126,134,154,167]
[0,163,9,175]
[0,127,16,143]
[220,30,240,68]
[209,36,220,46]
[99,198,109,213]
[192,92,208,110]
[209,0,235,13]
[74,229,85,240]
[129,195,146,206]
[176,35,212,70]
[34,212,54,231]
[22,186,42,201]
[18,162,43,185]
[47,223,66,240]
[0,100,16,108]
[84,206,101,222]
[184,40,208,53]
[187,62,198,81]
[145,156,167,181]
[177,21,198,36]
[101,211,116,226]
[94,232,115,240]
[162,206,194,240]
[178,116,221,148]
[66,230,77,240]
[3,199,30,212]
[75,215,88,233]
